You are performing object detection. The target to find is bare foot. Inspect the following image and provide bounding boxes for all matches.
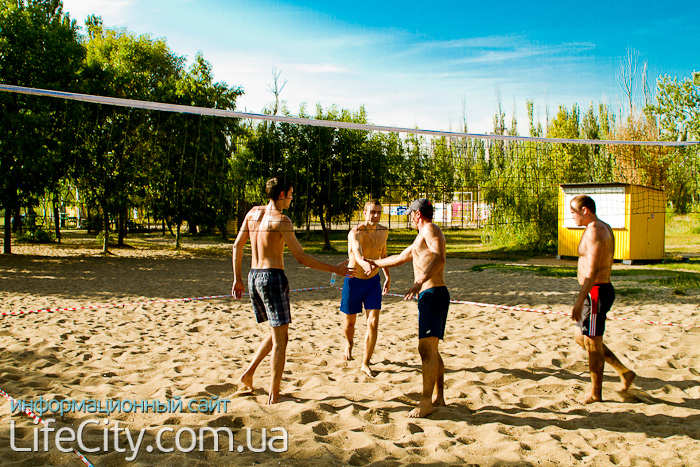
[582,394,603,404]
[238,373,254,392]
[407,401,434,418]
[620,370,636,392]
[361,364,376,377]
[432,397,446,407]
[343,344,353,361]
[267,394,299,405]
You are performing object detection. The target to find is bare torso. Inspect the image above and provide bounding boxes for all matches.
[577,219,614,285]
[348,224,388,280]
[245,205,288,269]
[412,223,446,292]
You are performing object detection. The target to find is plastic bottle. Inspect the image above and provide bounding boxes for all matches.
[330,272,337,285]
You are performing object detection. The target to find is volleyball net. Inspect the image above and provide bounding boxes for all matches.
[1,83,698,247]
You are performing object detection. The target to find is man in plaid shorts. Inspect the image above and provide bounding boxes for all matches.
[232,175,354,404]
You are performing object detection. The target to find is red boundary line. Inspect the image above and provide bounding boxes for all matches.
[0,388,93,466]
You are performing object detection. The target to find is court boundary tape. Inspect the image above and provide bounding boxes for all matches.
[0,387,94,467]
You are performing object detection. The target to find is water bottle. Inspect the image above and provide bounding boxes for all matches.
[330,272,337,285]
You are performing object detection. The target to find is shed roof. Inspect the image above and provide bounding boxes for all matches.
[560,182,663,192]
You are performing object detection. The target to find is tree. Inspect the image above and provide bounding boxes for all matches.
[0,0,84,253]
[481,103,558,250]
[617,48,641,115]
[547,104,589,183]
[75,17,184,253]
[165,54,243,246]
[243,103,392,250]
[611,114,670,189]
[647,72,700,142]
[645,72,700,212]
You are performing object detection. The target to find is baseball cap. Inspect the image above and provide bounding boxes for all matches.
[408,198,433,217]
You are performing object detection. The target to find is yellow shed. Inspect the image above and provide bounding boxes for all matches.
[557,183,665,264]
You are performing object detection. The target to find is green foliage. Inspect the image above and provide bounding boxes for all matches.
[75,20,187,250]
[480,134,559,251]
[243,103,396,250]
[95,231,115,247]
[16,228,54,244]
[74,21,243,250]
[647,274,700,290]
[645,72,700,213]
[647,72,700,142]
[616,287,647,297]
[0,0,84,253]
[470,263,577,277]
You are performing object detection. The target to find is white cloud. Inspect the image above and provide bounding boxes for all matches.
[290,64,352,74]
[62,0,138,26]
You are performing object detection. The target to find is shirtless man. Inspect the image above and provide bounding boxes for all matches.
[570,194,635,403]
[232,175,354,404]
[367,199,449,417]
[341,199,391,377]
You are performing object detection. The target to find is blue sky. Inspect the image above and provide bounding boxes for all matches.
[61,0,699,133]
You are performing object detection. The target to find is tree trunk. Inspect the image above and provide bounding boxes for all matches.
[3,210,12,254]
[101,202,110,255]
[176,223,181,250]
[117,210,125,246]
[12,206,22,234]
[318,209,331,251]
[52,197,61,244]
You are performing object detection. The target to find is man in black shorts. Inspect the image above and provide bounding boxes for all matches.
[570,194,635,403]
[367,199,449,417]
[232,175,354,404]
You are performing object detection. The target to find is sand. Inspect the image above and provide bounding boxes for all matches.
[1,243,699,466]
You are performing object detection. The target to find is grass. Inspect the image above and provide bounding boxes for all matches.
[469,260,700,296]
[616,287,648,297]
[469,264,577,277]
[664,212,700,256]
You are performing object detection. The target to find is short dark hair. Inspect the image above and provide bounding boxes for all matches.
[266,176,294,201]
[364,199,381,211]
[571,194,596,214]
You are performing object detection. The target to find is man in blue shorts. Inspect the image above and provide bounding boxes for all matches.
[570,194,636,403]
[367,198,449,417]
[232,175,354,405]
[341,199,391,377]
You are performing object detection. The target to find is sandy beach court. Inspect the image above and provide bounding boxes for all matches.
[1,245,699,466]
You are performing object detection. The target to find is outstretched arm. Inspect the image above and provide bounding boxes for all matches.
[370,244,412,269]
[381,242,391,294]
[280,217,355,277]
[231,217,250,299]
